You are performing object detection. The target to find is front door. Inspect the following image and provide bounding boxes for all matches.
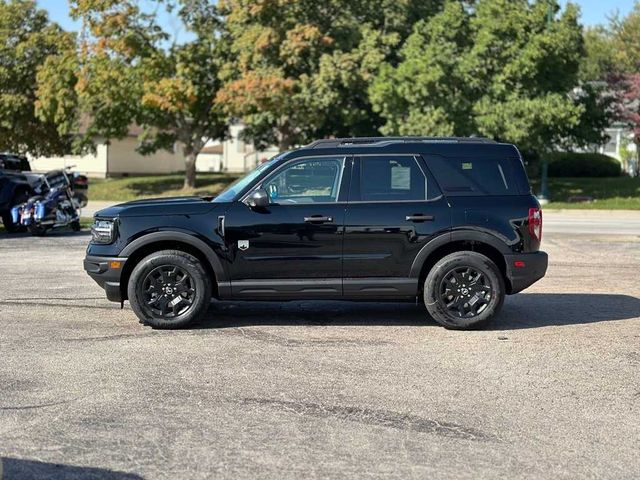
[343,154,451,298]
[224,155,351,299]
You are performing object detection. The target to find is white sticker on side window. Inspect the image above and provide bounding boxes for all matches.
[391,166,411,190]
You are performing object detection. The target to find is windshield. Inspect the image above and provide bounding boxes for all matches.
[212,156,281,203]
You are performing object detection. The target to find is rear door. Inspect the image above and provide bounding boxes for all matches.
[342,154,450,298]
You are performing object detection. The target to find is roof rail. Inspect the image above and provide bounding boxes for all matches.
[305,136,497,148]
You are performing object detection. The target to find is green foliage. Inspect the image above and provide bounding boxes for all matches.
[530,176,640,209]
[579,27,616,82]
[217,0,444,149]
[36,0,228,188]
[370,0,601,153]
[0,0,75,155]
[545,152,621,177]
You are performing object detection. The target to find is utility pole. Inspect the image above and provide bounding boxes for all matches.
[538,0,554,205]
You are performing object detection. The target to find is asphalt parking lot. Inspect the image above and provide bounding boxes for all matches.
[0,226,639,479]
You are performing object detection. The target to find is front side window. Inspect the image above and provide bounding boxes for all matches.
[213,156,280,203]
[360,155,428,202]
[263,156,345,204]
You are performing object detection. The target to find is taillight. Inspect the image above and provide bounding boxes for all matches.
[528,207,542,242]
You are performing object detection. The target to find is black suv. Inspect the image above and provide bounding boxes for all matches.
[84,137,547,330]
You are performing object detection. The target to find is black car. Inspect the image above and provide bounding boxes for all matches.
[0,153,34,232]
[84,137,547,330]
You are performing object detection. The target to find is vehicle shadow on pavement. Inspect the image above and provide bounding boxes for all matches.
[0,457,143,480]
[198,293,640,330]
[495,293,640,330]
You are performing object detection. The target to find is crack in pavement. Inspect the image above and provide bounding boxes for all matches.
[0,399,76,411]
[0,301,120,311]
[229,328,392,347]
[241,398,495,442]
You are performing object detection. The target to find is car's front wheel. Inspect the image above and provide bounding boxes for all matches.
[128,250,212,329]
[423,251,505,330]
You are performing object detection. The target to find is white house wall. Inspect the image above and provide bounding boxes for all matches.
[107,137,184,175]
[29,143,108,177]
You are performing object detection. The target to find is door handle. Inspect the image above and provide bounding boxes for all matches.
[304,215,333,223]
[406,214,435,222]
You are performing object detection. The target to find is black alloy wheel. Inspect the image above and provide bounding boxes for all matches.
[440,266,492,318]
[424,251,505,330]
[128,250,212,329]
[141,265,196,319]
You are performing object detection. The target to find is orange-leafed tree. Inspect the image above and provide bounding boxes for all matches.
[37,0,228,189]
[216,0,443,150]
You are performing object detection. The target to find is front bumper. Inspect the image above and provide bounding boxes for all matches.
[84,255,128,302]
[504,251,548,294]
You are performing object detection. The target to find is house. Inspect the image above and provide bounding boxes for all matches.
[29,123,279,177]
[195,124,280,173]
[596,124,638,176]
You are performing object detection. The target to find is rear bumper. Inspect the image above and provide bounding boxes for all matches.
[84,255,127,302]
[504,251,548,294]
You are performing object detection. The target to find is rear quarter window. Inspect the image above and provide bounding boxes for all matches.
[424,155,526,196]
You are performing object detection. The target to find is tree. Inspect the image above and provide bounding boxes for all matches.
[610,3,640,174]
[0,0,75,155]
[216,0,444,150]
[37,0,227,189]
[580,3,640,174]
[370,0,603,154]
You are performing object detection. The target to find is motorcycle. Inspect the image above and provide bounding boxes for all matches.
[10,167,88,236]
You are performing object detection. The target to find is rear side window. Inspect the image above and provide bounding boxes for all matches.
[424,155,522,196]
[360,155,434,202]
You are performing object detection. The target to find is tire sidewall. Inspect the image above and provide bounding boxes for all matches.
[424,252,505,330]
[128,251,211,329]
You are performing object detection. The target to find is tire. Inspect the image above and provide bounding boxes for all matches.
[128,250,212,329]
[1,211,19,233]
[423,251,505,330]
[71,220,81,231]
[2,190,29,233]
[28,224,47,236]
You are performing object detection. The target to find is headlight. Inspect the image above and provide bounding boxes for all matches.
[91,219,115,244]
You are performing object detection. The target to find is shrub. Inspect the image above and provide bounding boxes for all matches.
[545,152,621,177]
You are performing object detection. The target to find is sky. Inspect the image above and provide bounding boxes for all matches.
[38,0,638,34]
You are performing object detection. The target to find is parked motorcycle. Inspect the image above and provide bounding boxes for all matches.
[11,167,88,236]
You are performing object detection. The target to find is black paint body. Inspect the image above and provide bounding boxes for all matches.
[84,139,548,303]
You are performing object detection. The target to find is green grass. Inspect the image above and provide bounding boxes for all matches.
[530,177,640,210]
[86,173,640,209]
[89,172,241,202]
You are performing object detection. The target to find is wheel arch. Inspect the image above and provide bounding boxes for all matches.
[411,231,511,294]
[119,232,228,300]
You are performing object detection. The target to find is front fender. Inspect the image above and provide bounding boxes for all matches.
[119,230,228,283]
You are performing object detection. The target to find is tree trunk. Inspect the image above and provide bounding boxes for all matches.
[183,151,197,189]
[278,121,295,152]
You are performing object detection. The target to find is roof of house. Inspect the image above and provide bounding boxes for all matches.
[200,144,224,155]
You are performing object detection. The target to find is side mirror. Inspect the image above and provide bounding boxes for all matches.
[246,188,269,209]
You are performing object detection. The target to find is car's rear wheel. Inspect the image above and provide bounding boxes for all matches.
[128,250,212,329]
[424,251,505,330]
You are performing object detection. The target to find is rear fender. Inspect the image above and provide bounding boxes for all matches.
[409,229,510,279]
